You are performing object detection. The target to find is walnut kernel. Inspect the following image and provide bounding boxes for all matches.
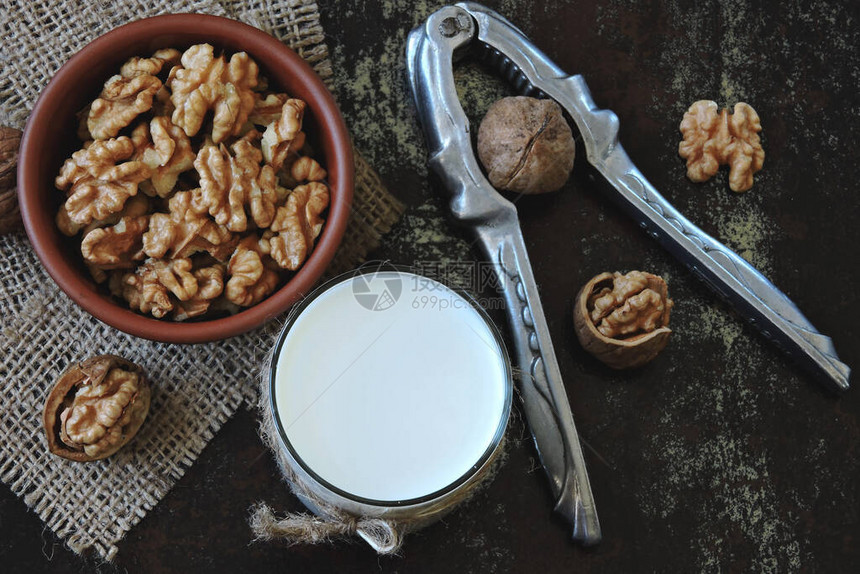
[573,271,673,369]
[88,74,162,140]
[55,44,331,320]
[120,48,181,78]
[169,44,259,143]
[173,264,226,321]
[43,355,150,462]
[226,236,279,307]
[131,117,196,197]
[261,98,306,170]
[290,156,327,183]
[80,214,149,268]
[192,138,280,232]
[678,100,765,192]
[142,190,236,261]
[261,182,329,270]
[56,137,151,227]
[115,257,200,318]
[249,93,289,126]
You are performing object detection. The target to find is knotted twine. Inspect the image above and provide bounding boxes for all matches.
[249,334,510,554]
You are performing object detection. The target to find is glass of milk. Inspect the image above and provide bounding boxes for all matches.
[267,266,512,547]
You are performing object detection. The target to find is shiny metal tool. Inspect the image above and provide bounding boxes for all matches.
[407,3,602,545]
[407,0,853,543]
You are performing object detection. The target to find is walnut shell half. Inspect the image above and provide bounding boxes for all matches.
[43,355,150,462]
[573,271,673,369]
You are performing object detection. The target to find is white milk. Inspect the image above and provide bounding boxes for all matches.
[272,271,509,503]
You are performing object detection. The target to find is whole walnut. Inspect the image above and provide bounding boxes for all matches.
[477,96,575,194]
[0,126,23,234]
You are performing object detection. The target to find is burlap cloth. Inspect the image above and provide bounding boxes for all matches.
[0,0,403,561]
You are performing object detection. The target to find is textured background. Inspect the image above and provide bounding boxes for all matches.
[2,0,859,571]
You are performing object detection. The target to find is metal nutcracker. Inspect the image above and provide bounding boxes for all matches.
[406,1,851,545]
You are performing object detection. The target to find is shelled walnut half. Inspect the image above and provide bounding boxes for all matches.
[573,271,673,369]
[43,355,150,462]
[678,100,764,192]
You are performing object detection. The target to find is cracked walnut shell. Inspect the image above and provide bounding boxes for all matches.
[679,100,764,193]
[477,96,575,194]
[43,355,150,462]
[573,271,673,369]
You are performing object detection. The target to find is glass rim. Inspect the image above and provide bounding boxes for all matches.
[268,261,513,508]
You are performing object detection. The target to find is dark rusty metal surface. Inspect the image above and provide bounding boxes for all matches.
[2,0,859,571]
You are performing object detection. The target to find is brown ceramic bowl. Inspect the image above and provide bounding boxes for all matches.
[17,14,353,343]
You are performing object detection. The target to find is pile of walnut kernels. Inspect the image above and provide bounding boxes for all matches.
[54,45,330,321]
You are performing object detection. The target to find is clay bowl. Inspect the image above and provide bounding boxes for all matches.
[17,14,353,343]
